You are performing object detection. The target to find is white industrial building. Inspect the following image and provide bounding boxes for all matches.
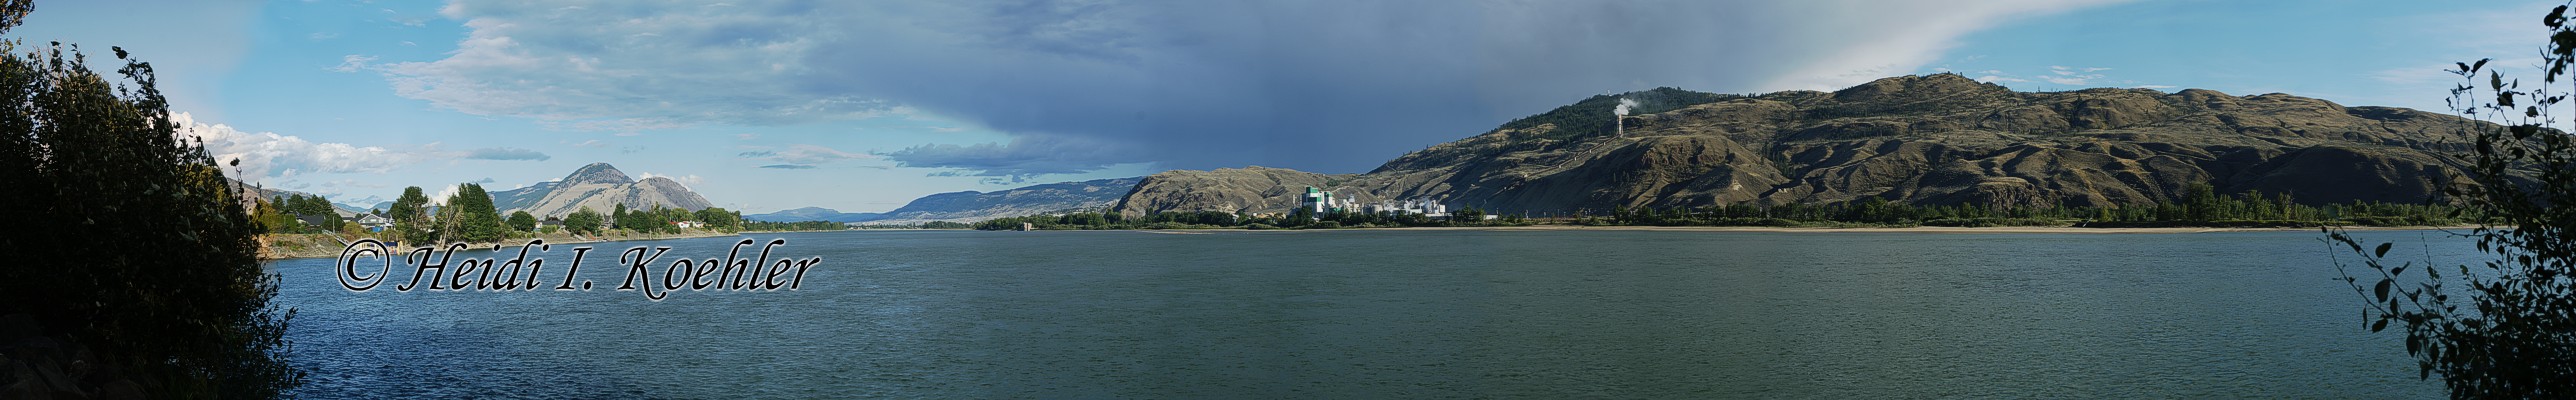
[1301,187,1357,213]
[1364,198,1449,218]
[1300,187,1461,219]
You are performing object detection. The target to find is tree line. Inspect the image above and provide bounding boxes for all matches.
[250,192,344,234]
[289,183,745,245]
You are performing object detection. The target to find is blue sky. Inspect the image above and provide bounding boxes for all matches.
[9,0,2553,214]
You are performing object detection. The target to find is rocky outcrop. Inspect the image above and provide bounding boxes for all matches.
[1112,74,2485,215]
[1111,167,1351,216]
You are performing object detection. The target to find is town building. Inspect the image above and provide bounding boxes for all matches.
[355,213,392,232]
[1301,187,1358,213]
[1363,198,1450,218]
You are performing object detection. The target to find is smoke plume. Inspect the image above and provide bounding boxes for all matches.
[1615,98,1639,116]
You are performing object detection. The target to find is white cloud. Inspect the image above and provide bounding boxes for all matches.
[2038,65,2108,85]
[330,55,377,73]
[2042,75,2097,86]
[176,112,431,181]
[176,113,558,197]
[636,172,705,189]
[769,144,872,165]
[427,183,476,206]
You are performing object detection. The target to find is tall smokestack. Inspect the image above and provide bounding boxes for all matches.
[1614,98,1638,137]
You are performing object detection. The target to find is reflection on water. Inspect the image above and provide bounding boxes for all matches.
[274,229,2464,398]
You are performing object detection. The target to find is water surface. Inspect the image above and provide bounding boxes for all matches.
[274,229,2466,398]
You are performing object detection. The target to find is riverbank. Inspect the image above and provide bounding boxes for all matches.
[258,229,741,260]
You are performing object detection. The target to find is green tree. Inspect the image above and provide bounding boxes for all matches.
[565,206,603,235]
[252,196,299,233]
[506,210,536,232]
[625,204,667,233]
[0,22,303,397]
[612,202,627,230]
[437,183,503,243]
[282,193,339,231]
[2329,4,2576,397]
[695,207,738,231]
[387,185,431,243]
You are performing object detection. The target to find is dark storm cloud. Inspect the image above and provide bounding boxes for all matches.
[390,0,2114,176]
[879,133,1141,180]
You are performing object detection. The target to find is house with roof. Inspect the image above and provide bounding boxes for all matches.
[355,213,392,232]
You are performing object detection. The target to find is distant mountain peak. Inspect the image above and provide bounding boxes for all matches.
[1830,73,2011,103]
[565,162,633,185]
[485,162,713,217]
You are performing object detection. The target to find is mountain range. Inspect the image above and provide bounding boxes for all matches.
[1111,74,2484,216]
[747,177,1140,224]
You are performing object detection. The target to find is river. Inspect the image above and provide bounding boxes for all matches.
[272,229,2464,398]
